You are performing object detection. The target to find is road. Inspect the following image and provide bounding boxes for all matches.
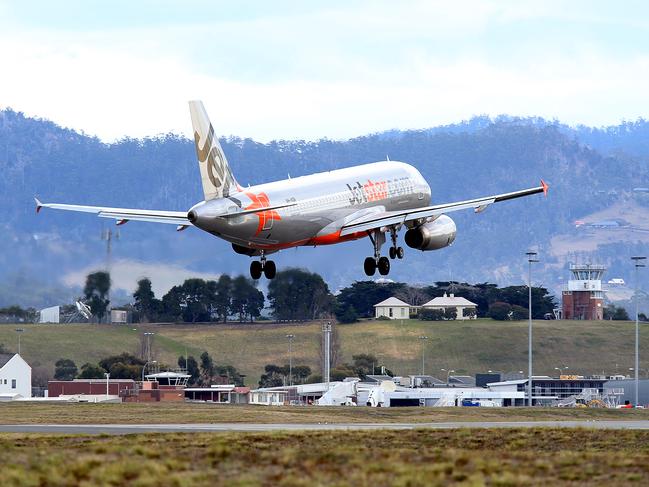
[1,420,649,434]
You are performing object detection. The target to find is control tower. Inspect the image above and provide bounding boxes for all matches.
[562,264,606,320]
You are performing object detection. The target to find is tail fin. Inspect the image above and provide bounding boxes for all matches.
[189,100,239,200]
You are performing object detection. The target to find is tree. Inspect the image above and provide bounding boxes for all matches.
[268,269,334,320]
[78,363,107,379]
[230,276,264,322]
[488,302,512,321]
[214,275,233,322]
[292,365,312,384]
[133,278,160,323]
[178,355,200,385]
[54,359,77,380]
[335,303,358,324]
[160,279,219,323]
[83,271,111,321]
[98,353,145,380]
[336,281,406,318]
[199,351,215,384]
[259,364,287,387]
[604,305,630,321]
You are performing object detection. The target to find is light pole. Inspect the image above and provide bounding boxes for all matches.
[441,368,455,385]
[286,334,295,386]
[141,360,157,382]
[15,328,24,355]
[418,336,428,375]
[143,332,155,363]
[554,366,569,377]
[632,256,646,407]
[526,251,539,407]
[104,372,110,398]
[322,322,331,389]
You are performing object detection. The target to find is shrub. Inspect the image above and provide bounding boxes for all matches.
[488,302,512,321]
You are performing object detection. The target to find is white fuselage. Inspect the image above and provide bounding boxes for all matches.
[189,161,431,252]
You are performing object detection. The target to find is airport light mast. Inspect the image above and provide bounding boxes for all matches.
[632,256,646,407]
[418,336,428,376]
[286,334,295,386]
[526,251,539,407]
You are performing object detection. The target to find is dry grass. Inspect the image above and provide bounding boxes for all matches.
[2,428,649,485]
[2,402,649,425]
[2,319,647,386]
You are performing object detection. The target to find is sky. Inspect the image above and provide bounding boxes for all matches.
[1,0,649,142]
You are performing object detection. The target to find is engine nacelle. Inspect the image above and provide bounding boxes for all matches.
[404,215,457,251]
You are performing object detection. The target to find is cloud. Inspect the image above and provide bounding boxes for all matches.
[62,259,221,297]
[1,2,649,142]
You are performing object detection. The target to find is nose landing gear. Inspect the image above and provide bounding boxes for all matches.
[250,252,276,280]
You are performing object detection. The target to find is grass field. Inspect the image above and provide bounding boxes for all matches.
[2,319,648,386]
[2,428,649,485]
[1,402,649,424]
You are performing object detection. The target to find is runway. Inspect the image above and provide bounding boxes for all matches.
[2,420,649,434]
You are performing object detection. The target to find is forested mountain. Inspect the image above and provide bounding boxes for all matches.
[2,109,649,307]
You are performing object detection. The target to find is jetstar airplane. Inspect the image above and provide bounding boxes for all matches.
[35,101,548,280]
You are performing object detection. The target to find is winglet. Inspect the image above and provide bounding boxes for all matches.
[34,197,43,214]
[541,179,549,196]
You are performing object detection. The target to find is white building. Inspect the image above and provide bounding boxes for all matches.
[421,293,477,320]
[39,306,60,323]
[0,354,32,399]
[374,297,410,319]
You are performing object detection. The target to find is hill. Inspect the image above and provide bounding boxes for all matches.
[3,319,645,387]
[2,109,649,306]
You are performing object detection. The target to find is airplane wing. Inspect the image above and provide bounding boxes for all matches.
[340,180,548,236]
[35,198,191,226]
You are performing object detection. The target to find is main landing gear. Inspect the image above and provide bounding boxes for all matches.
[363,228,404,276]
[250,252,276,280]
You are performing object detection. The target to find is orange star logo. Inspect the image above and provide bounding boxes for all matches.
[243,191,282,235]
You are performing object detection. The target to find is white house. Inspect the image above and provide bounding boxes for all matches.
[421,293,477,320]
[374,297,411,319]
[0,354,32,399]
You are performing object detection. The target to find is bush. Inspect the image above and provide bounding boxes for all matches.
[511,305,528,321]
[419,309,444,321]
[488,302,512,321]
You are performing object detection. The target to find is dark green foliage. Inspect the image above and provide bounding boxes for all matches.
[230,276,264,322]
[214,275,233,323]
[78,363,107,379]
[334,303,358,323]
[98,353,145,380]
[53,359,77,381]
[177,356,200,385]
[335,281,406,318]
[198,351,244,386]
[259,363,312,387]
[419,308,444,321]
[267,268,334,320]
[132,278,160,323]
[488,302,512,321]
[604,305,630,321]
[510,304,528,321]
[83,271,110,321]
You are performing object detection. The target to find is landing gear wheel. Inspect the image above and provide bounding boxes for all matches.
[389,247,397,259]
[397,246,404,259]
[263,260,277,279]
[378,256,390,275]
[364,257,377,276]
[250,261,263,280]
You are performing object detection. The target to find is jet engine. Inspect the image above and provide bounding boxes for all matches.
[404,215,457,251]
